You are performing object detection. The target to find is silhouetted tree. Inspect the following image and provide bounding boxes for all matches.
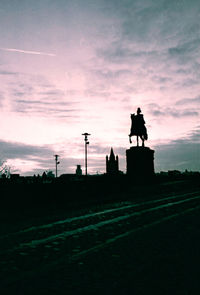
[42,171,47,179]
[46,170,55,178]
[0,161,11,178]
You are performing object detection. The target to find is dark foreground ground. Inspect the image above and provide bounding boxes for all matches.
[1,176,199,233]
[2,206,200,295]
[1,177,200,294]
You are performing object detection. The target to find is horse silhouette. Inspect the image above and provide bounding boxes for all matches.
[129,108,148,147]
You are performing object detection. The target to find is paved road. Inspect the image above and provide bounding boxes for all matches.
[1,190,200,294]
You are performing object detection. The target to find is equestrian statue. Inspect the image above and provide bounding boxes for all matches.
[129,107,148,147]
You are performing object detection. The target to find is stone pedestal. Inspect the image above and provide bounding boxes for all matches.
[126,146,155,179]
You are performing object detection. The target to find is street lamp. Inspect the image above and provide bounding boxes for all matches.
[82,133,90,176]
[54,154,60,178]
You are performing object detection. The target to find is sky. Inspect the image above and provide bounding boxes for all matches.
[0,0,200,176]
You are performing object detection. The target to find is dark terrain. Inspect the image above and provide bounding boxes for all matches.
[0,176,200,294]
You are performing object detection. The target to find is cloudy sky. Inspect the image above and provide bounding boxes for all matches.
[0,0,199,175]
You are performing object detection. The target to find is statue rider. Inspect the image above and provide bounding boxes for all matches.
[129,107,148,147]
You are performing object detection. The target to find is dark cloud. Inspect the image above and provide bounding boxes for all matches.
[148,105,199,118]
[13,92,26,97]
[95,0,200,97]
[97,46,158,63]
[84,89,111,98]
[188,126,200,142]
[176,68,191,75]
[121,0,200,43]
[87,68,135,96]
[0,70,18,75]
[175,96,200,106]
[15,99,79,107]
[152,110,198,117]
[178,111,199,117]
[89,145,111,155]
[38,90,64,96]
[13,103,79,116]
[0,140,109,175]
[168,38,200,58]
[0,139,65,175]
[152,75,172,84]
[10,81,81,117]
[155,131,200,172]
[0,91,5,106]
[94,3,200,94]
[181,79,199,87]
[94,69,132,79]
[0,140,54,161]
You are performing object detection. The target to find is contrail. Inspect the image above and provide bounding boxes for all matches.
[0,47,56,57]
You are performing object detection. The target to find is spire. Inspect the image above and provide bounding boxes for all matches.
[106,148,119,175]
[110,147,115,160]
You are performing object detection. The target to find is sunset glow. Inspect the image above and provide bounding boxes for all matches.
[0,0,199,175]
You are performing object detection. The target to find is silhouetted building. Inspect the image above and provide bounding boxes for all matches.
[168,170,181,176]
[10,174,20,180]
[106,148,119,175]
[10,174,24,183]
[76,165,82,176]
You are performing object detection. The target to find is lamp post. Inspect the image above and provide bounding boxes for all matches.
[54,155,60,178]
[82,133,90,176]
